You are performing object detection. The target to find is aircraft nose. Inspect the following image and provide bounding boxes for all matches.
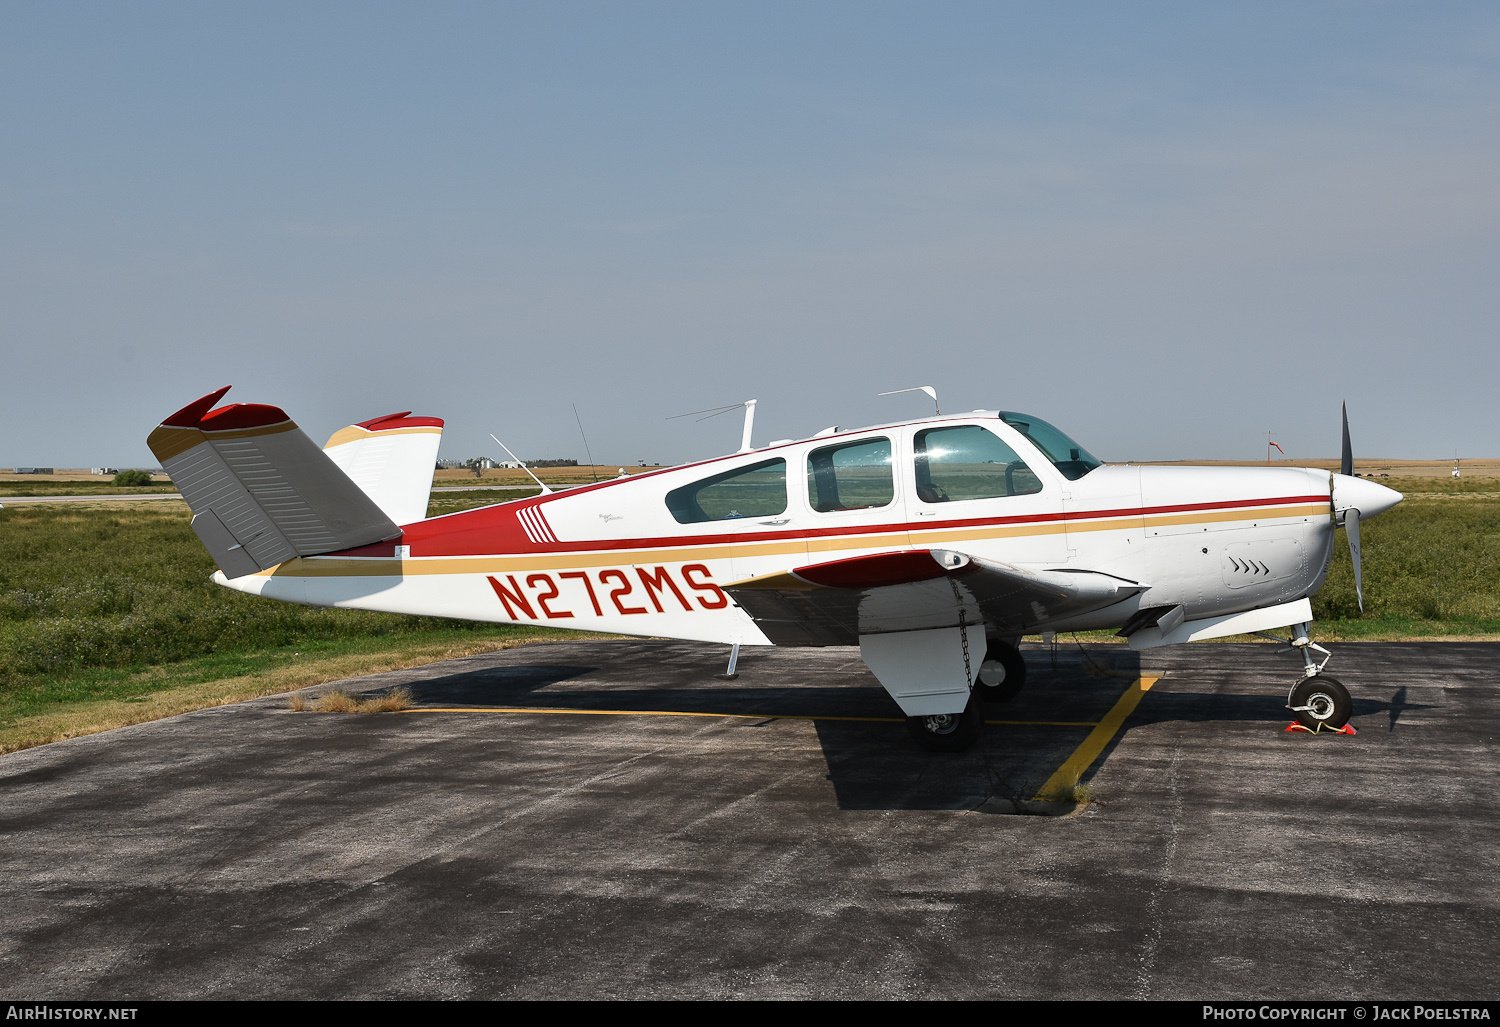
[1331,473,1403,520]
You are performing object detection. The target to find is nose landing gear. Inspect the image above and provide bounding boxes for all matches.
[1257,620,1355,733]
[1286,674,1354,732]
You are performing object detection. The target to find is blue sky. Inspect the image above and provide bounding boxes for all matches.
[3,2,1497,467]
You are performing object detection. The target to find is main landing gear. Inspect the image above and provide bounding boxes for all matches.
[974,639,1027,704]
[905,693,984,752]
[1259,620,1354,733]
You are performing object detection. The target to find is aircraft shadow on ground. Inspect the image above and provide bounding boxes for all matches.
[344,651,1427,814]
[811,647,1152,813]
[365,664,599,706]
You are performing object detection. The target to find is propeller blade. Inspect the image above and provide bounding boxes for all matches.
[1341,402,1353,477]
[1346,506,1364,612]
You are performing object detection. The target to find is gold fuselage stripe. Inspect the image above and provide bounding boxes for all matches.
[258,502,1327,578]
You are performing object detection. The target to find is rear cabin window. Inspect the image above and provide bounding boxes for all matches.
[807,437,894,512]
[666,458,787,524]
[914,425,1043,503]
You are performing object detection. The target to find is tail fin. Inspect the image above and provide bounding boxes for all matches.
[322,412,444,526]
[147,388,401,578]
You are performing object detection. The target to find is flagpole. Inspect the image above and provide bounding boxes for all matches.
[1265,432,1284,466]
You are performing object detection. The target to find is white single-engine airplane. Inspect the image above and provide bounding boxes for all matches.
[148,388,1401,751]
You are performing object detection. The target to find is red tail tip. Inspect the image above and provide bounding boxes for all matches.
[161,386,233,427]
[356,412,445,430]
[159,388,292,432]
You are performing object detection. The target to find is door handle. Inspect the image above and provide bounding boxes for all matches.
[759,518,790,525]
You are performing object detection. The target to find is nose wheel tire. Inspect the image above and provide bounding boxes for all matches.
[1287,675,1353,731]
[975,640,1027,703]
[906,695,983,752]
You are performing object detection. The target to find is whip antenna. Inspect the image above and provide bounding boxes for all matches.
[573,403,599,483]
[488,434,553,495]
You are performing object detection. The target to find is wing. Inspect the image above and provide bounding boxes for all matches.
[725,548,1145,645]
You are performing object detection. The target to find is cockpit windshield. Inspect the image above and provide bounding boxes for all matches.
[998,412,1103,481]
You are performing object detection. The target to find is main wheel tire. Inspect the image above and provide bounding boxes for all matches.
[1288,675,1353,730]
[975,640,1027,703]
[906,694,983,752]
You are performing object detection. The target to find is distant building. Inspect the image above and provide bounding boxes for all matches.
[14,467,54,475]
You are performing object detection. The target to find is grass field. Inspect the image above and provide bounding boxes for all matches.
[0,497,583,752]
[1,481,1496,753]
[0,480,180,497]
[1310,485,1500,635]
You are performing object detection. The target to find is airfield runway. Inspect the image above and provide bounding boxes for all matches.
[1,640,1496,1000]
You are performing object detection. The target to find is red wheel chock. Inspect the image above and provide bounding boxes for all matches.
[1284,722,1357,735]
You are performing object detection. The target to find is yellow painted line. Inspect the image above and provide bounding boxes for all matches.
[1033,676,1158,800]
[404,706,902,723]
[400,706,1100,728]
[986,720,1100,727]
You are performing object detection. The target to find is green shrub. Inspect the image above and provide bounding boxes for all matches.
[111,469,154,487]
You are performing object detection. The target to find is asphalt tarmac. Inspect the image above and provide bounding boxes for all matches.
[2,640,1496,1000]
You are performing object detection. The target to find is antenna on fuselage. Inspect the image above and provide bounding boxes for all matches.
[488,434,553,495]
[878,386,940,416]
[572,403,599,484]
[667,399,758,453]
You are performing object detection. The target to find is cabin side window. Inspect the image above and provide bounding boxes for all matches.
[665,458,787,524]
[807,437,894,513]
[913,425,1042,503]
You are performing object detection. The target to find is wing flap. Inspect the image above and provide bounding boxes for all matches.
[726,548,1145,646]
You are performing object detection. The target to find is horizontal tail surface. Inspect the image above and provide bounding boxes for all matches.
[323,412,444,526]
[147,388,401,578]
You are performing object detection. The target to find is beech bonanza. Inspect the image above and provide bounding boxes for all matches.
[148,388,1401,751]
